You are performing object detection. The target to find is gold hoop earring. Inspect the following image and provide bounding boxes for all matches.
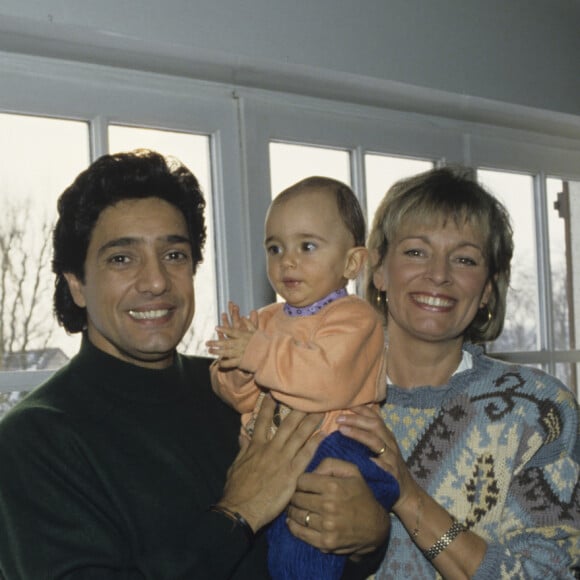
[481,304,492,324]
[376,291,388,308]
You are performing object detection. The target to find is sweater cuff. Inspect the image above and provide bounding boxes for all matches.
[209,504,255,545]
[471,541,495,580]
[194,509,254,576]
[341,541,389,579]
[206,507,254,547]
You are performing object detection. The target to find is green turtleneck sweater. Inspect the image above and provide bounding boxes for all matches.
[0,338,269,579]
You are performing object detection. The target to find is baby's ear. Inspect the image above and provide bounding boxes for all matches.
[344,247,368,280]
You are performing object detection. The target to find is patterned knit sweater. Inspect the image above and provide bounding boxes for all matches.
[373,343,580,579]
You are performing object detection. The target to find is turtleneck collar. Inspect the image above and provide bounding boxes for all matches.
[69,336,186,404]
[283,288,348,317]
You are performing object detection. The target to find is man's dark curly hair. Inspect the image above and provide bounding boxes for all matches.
[52,149,206,333]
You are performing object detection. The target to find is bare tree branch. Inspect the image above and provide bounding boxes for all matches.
[0,199,57,363]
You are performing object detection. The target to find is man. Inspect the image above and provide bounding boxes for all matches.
[0,150,324,578]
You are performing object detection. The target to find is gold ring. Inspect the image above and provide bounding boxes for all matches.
[376,444,386,456]
[304,511,311,527]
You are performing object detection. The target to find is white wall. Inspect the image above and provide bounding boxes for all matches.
[1,0,579,122]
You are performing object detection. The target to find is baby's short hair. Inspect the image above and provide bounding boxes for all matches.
[274,176,365,246]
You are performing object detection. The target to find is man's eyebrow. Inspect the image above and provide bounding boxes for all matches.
[97,234,192,256]
[165,234,192,246]
[97,237,137,256]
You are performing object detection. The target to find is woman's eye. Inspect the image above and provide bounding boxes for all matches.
[457,256,477,266]
[404,248,423,257]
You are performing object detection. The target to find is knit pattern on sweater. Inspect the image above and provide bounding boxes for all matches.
[373,343,580,580]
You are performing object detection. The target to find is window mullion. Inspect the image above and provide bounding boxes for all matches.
[351,145,366,296]
[351,145,367,212]
[534,172,555,373]
[89,116,109,160]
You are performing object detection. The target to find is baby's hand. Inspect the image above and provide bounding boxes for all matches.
[221,301,243,330]
[206,302,258,368]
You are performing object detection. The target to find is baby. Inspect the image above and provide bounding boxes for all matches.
[207,176,399,580]
[208,176,387,437]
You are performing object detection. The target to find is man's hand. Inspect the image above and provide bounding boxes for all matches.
[217,395,324,532]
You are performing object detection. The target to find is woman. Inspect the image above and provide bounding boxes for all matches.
[288,166,579,578]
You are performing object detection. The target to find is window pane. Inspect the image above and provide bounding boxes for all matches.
[268,141,353,295]
[365,154,433,228]
[269,142,351,196]
[108,126,216,356]
[555,363,578,396]
[0,113,89,399]
[0,392,28,420]
[549,178,580,396]
[568,181,580,358]
[477,169,538,352]
[547,178,572,351]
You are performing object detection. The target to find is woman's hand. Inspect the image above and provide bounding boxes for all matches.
[335,407,488,578]
[335,405,418,508]
[286,457,391,555]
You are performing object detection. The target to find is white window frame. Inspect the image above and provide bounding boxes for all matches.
[0,51,249,391]
[238,89,580,387]
[1,51,580,395]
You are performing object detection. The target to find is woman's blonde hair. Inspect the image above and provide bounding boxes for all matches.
[365,166,513,343]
